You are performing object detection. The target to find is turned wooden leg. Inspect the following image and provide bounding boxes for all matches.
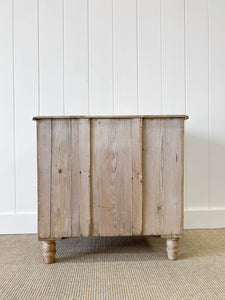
[42,240,56,264]
[166,238,179,260]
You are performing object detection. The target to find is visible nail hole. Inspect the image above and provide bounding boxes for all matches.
[58,169,62,174]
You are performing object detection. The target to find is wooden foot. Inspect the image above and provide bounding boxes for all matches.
[42,240,56,264]
[166,238,179,260]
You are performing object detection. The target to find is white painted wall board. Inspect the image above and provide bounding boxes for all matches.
[39,0,64,115]
[209,0,225,209]
[14,0,38,212]
[0,0,225,231]
[114,0,138,115]
[185,0,210,209]
[0,0,15,212]
[138,0,162,114]
[64,0,88,115]
[89,0,113,115]
[161,0,185,114]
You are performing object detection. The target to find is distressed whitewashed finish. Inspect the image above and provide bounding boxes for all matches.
[34,115,187,262]
[1,0,225,234]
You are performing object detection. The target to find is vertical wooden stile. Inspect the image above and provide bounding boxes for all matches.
[71,119,91,237]
[37,120,51,239]
[51,120,72,238]
[92,119,138,236]
[131,118,143,235]
[162,119,184,234]
[143,118,184,235]
[143,118,162,235]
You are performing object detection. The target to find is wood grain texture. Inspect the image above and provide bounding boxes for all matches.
[51,120,71,238]
[131,118,143,235]
[36,116,185,241]
[37,120,51,239]
[91,119,135,236]
[143,118,184,235]
[71,119,91,237]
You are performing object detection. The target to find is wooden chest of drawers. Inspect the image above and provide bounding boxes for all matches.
[33,115,188,263]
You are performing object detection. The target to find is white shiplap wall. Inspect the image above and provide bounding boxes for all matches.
[0,0,225,234]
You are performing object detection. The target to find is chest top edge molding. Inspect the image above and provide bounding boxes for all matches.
[33,115,189,121]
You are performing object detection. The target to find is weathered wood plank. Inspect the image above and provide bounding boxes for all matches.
[91,119,133,236]
[37,120,51,239]
[143,118,184,235]
[163,119,184,234]
[143,119,162,235]
[51,120,71,238]
[131,118,143,235]
[71,120,80,236]
[71,119,91,237]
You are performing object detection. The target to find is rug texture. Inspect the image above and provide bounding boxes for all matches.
[0,229,224,299]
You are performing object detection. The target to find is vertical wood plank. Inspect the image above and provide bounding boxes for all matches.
[51,120,71,237]
[162,119,184,234]
[64,0,88,115]
[131,118,143,235]
[185,0,209,209]
[0,0,15,212]
[114,0,137,115]
[143,119,184,235]
[143,119,162,235]
[138,0,162,114]
[92,119,133,236]
[71,119,90,237]
[161,0,185,114]
[89,0,113,115]
[39,0,64,115]
[209,0,225,208]
[71,120,79,236]
[14,0,38,212]
[37,120,51,239]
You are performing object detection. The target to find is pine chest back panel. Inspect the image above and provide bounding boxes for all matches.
[34,115,188,262]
